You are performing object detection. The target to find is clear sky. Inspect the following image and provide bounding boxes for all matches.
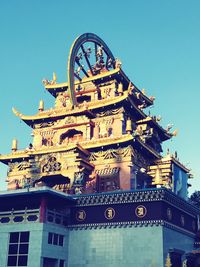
[0,0,199,194]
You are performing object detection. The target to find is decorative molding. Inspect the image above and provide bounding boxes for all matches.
[96,107,124,117]
[0,208,39,224]
[76,190,165,206]
[89,145,134,162]
[67,189,199,235]
[68,219,163,230]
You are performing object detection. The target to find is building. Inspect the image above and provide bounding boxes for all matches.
[0,33,199,267]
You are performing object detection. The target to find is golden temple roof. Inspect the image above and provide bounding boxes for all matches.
[12,91,148,127]
[0,133,160,165]
[44,68,153,105]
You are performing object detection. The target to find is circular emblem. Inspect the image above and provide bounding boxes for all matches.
[104,207,115,220]
[135,205,147,218]
[76,210,86,221]
[167,208,172,220]
[180,215,185,226]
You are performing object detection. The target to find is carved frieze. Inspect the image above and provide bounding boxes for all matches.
[96,107,124,117]
[8,161,30,173]
[89,146,134,163]
[40,154,61,174]
[34,121,55,129]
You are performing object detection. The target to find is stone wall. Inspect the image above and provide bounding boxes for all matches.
[68,226,163,267]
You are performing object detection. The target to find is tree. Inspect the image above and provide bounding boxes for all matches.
[189,191,200,208]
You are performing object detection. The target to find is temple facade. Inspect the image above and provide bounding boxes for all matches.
[0,33,199,267]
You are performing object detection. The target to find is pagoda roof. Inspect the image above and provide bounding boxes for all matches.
[0,143,90,164]
[0,134,160,165]
[12,91,148,127]
[44,68,154,108]
[157,154,190,173]
[0,150,29,163]
[136,116,172,141]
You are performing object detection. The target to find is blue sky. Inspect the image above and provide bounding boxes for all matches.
[0,0,199,193]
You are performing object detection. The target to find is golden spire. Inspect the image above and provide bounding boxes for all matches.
[154,166,162,185]
[53,72,57,83]
[38,100,44,112]
[165,253,172,267]
[142,88,146,95]
[12,138,18,152]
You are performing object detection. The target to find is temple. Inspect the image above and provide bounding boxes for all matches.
[0,33,189,197]
[0,33,199,267]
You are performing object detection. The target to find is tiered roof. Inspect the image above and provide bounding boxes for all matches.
[0,33,191,195]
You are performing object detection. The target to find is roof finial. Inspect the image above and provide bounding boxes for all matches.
[38,100,44,112]
[53,72,57,83]
[165,253,172,267]
[142,88,146,95]
[12,138,18,152]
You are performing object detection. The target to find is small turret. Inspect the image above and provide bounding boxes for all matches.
[38,100,44,112]
[154,166,162,186]
[11,139,18,152]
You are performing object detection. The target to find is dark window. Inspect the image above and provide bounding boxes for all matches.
[18,255,28,266]
[48,232,64,247]
[59,259,65,267]
[20,232,29,243]
[10,232,19,243]
[7,232,29,266]
[53,234,58,245]
[9,244,18,255]
[19,244,29,254]
[59,235,64,246]
[8,255,17,266]
[48,232,53,244]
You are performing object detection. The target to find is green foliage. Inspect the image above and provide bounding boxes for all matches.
[189,191,200,208]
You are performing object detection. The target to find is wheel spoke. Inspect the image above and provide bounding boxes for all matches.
[74,72,82,81]
[81,45,94,76]
[75,58,89,78]
[95,43,98,62]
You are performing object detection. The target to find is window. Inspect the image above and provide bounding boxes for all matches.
[96,167,120,192]
[48,233,64,246]
[59,259,65,267]
[7,232,30,266]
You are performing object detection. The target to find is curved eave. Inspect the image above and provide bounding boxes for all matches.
[12,107,95,128]
[84,134,160,159]
[127,95,148,120]
[134,137,161,159]
[45,68,122,97]
[13,91,147,126]
[171,157,190,173]
[44,68,154,107]
[0,143,90,164]
[0,152,30,165]
[84,134,133,150]
[136,117,172,141]
[0,134,160,166]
